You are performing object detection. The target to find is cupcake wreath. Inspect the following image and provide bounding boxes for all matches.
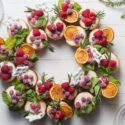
[0,0,121,125]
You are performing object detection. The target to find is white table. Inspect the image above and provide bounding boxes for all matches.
[0,0,125,125]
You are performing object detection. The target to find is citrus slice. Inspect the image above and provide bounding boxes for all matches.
[102,27,114,42]
[60,102,73,118]
[50,84,63,101]
[0,37,4,45]
[21,44,35,58]
[102,82,118,98]
[75,47,89,64]
[64,25,78,41]
[65,9,78,23]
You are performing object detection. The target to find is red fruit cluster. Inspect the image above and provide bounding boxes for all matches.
[33,29,41,36]
[93,30,108,46]
[47,22,64,33]
[32,10,44,18]
[0,65,11,81]
[100,59,116,68]
[61,82,76,100]
[81,9,96,26]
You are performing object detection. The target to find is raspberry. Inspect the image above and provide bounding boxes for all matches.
[33,29,41,36]
[94,30,103,38]
[1,65,9,74]
[1,73,11,80]
[34,10,44,16]
[68,87,76,94]
[100,59,109,67]
[101,37,108,46]
[16,48,24,57]
[83,18,93,26]
[56,22,64,32]
[108,60,116,68]
[61,82,69,90]
[59,11,67,19]
[38,85,46,93]
[15,57,25,65]
[47,25,56,33]
[55,110,65,119]
[44,82,53,90]
[61,3,68,12]
[81,9,90,17]
[89,12,96,20]
[75,102,81,109]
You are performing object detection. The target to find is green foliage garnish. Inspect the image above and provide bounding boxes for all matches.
[82,63,95,74]
[96,11,105,19]
[74,2,82,12]
[80,39,90,49]
[94,44,108,54]
[2,91,11,106]
[29,53,39,62]
[84,103,95,114]
[25,7,35,12]
[108,76,121,86]
[58,0,64,10]
[26,89,37,102]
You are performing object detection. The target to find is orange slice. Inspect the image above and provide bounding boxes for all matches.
[65,9,78,23]
[75,47,89,64]
[50,84,63,101]
[102,27,114,42]
[0,37,4,45]
[64,25,78,41]
[21,44,35,58]
[102,82,118,99]
[60,102,73,118]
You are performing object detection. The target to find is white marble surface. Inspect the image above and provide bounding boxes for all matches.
[0,0,125,125]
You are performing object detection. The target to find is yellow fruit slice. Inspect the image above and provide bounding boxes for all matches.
[75,47,89,64]
[21,44,35,58]
[60,102,73,118]
[102,27,114,42]
[0,37,4,45]
[64,25,78,41]
[50,84,63,101]
[102,82,118,98]
[65,9,78,23]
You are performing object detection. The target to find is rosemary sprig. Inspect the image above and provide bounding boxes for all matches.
[96,11,105,19]
[80,39,90,49]
[43,41,55,52]
[53,4,60,17]
[24,7,35,12]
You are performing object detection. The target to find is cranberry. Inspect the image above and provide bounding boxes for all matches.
[61,82,69,90]
[100,59,109,67]
[108,60,116,68]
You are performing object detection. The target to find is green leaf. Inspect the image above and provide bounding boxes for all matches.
[97,66,108,76]
[95,84,101,97]
[41,72,46,82]
[74,109,81,116]
[35,16,47,28]
[25,7,35,12]
[23,111,30,117]
[58,0,64,10]
[108,76,121,86]
[5,37,16,50]
[80,39,90,49]
[82,64,95,73]
[26,89,37,102]
[2,91,11,106]
[96,11,105,19]
[84,104,94,114]
[91,77,99,88]
[29,53,38,62]
[74,2,82,12]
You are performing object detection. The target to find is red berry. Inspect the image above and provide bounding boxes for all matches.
[47,24,56,32]
[94,30,103,38]
[83,18,93,26]
[44,82,53,90]
[101,37,108,46]
[59,11,67,19]
[81,9,90,17]
[34,10,44,16]
[1,73,11,80]
[61,3,68,12]
[55,110,65,119]
[38,85,46,93]
[56,22,64,32]
[108,60,116,68]
[16,48,24,57]
[75,102,81,109]
[61,82,69,90]
[68,87,76,94]
[33,29,41,36]
[100,59,109,67]
[15,57,25,65]
[1,65,9,74]
[89,12,96,20]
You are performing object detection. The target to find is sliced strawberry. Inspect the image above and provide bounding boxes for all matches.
[56,22,64,32]
[34,10,44,16]
[94,30,103,38]
[81,9,90,18]
[100,59,109,67]
[108,60,116,68]
[1,73,11,80]
[16,48,24,57]
[61,3,68,12]
[33,29,41,36]
[1,65,10,74]
[59,11,67,19]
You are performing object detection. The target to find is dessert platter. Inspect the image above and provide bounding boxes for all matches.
[0,0,121,125]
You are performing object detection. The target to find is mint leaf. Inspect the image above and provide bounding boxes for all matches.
[91,77,99,88]
[80,39,90,49]
[26,89,37,102]
[29,53,38,62]
[84,104,94,114]
[108,76,121,86]
[2,91,11,106]
[5,37,16,50]
[74,2,82,11]
[82,64,95,73]
[58,0,64,10]
[75,109,81,116]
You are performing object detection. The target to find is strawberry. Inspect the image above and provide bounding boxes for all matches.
[45,82,53,90]
[55,111,65,119]
[1,65,9,74]
[81,9,90,17]
[101,37,108,46]
[15,57,25,65]
[89,12,96,20]
[108,60,116,68]
[34,10,44,16]
[61,3,68,12]
[94,30,103,38]
[59,11,67,19]
[56,22,64,32]
[16,48,24,57]
[75,102,81,109]
[33,29,41,36]
[68,87,76,94]
[1,73,11,80]
[38,85,46,93]
[61,82,69,90]
[47,24,56,32]
[100,59,109,67]
[83,18,93,26]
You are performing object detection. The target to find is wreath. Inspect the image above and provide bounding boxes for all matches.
[0,0,121,125]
